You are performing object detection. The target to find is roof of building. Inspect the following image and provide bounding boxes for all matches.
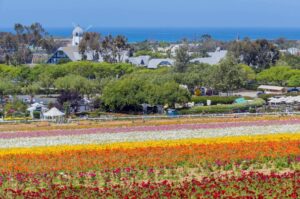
[191,50,227,65]
[57,46,103,62]
[258,85,285,91]
[128,55,151,66]
[43,107,65,117]
[147,59,174,69]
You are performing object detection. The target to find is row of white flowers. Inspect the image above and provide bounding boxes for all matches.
[1,124,300,148]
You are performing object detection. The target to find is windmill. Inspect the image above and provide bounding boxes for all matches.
[72,23,93,32]
[71,23,93,46]
[85,25,93,32]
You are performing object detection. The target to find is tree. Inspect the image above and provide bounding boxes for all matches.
[0,80,16,103]
[198,34,220,53]
[101,35,130,63]
[10,46,32,66]
[38,37,58,54]
[39,72,55,96]
[101,35,115,63]
[256,66,297,86]
[78,40,88,60]
[54,74,96,97]
[229,39,280,71]
[101,70,190,112]
[57,91,82,114]
[79,32,101,61]
[4,98,27,118]
[28,22,47,48]
[174,44,191,73]
[135,50,166,58]
[0,33,18,65]
[240,64,256,81]
[288,74,300,87]
[114,35,129,62]
[147,81,190,108]
[14,24,25,36]
[278,54,300,69]
[101,76,146,111]
[22,82,40,103]
[0,23,54,65]
[176,63,211,91]
[209,57,250,94]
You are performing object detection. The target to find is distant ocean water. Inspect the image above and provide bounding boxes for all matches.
[2,27,300,43]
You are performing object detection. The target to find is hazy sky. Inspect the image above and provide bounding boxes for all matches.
[1,0,300,28]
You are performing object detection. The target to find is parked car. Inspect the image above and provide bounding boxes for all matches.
[257,91,265,96]
[287,88,300,93]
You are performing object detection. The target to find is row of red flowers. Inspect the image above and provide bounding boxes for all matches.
[1,171,299,198]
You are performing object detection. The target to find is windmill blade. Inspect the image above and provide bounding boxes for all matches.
[85,25,93,32]
[72,22,77,28]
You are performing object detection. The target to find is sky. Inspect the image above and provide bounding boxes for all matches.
[0,0,300,28]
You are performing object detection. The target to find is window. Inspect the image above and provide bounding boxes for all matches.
[159,61,171,66]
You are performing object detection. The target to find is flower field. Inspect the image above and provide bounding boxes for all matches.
[0,116,299,198]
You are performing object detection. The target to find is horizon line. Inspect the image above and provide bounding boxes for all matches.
[2,26,300,29]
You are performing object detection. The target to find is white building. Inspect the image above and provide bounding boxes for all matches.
[47,26,130,64]
[258,85,287,95]
[72,26,84,46]
[191,50,227,65]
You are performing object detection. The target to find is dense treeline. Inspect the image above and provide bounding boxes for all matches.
[0,23,59,65]
[1,49,300,113]
[79,33,132,63]
[1,24,300,114]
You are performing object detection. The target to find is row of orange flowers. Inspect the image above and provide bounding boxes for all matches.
[0,134,299,173]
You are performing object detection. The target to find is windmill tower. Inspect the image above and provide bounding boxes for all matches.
[71,24,93,46]
[72,25,84,46]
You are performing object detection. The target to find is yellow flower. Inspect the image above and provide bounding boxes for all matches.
[0,133,299,156]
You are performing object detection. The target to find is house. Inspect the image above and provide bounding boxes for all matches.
[128,56,174,69]
[128,56,151,66]
[47,46,103,64]
[191,50,227,65]
[280,48,300,56]
[47,25,105,64]
[47,25,130,64]
[258,85,287,95]
[287,48,300,55]
[147,59,174,69]
[27,103,49,119]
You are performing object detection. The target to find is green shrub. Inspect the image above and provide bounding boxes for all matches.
[134,50,166,58]
[33,111,41,119]
[12,111,26,118]
[258,94,276,101]
[191,96,252,105]
[88,110,102,118]
[180,98,265,114]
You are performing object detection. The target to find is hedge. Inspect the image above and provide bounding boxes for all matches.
[191,96,252,106]
[180,98,265,114]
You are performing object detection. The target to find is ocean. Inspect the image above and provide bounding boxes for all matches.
[2,27,300,43]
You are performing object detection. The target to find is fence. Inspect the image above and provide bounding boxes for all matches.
[1,111,300,124]
[68,111,300,122]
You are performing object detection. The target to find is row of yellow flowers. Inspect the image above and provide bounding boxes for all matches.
[0,132,299,156]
